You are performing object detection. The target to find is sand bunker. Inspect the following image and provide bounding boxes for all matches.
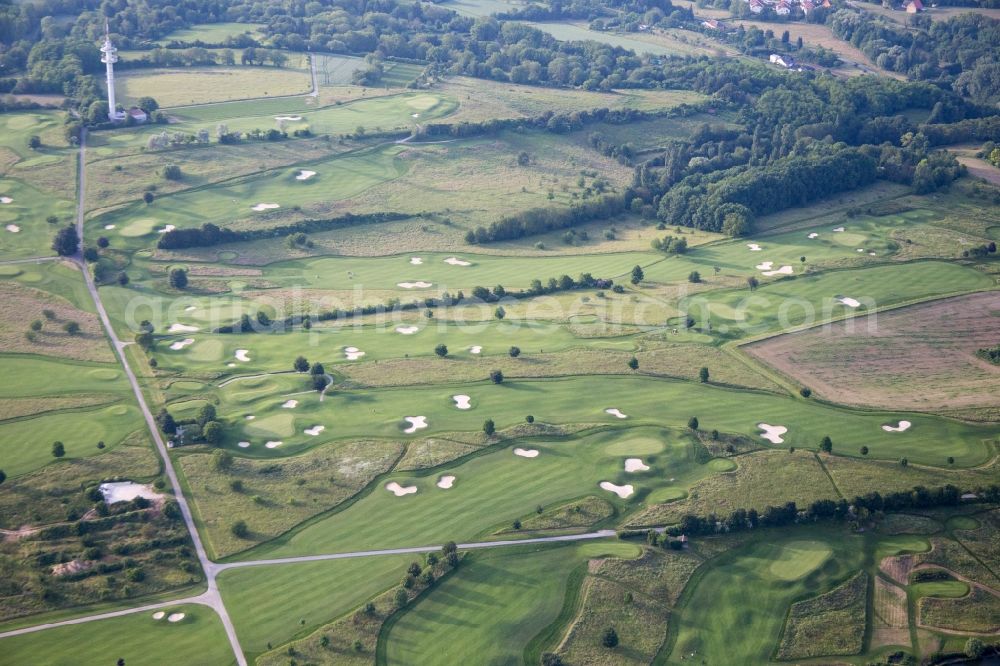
[868,251,877,256]
[624,458,649,472]
[304,425,325,436]
[836,296,861,308]
[104,224,116,230]
[410,257,423,265]
[237,441,250,448]
[235,349,250,362]
[747,243,762,251]
[762,265,793,277]
[444,257,472,266]
[184,305,197,312]
[395,325,419,335]
[605,408,628,419]
[245,415,255,420]
[282,400,298,409]
[99,482,162,505]
[265,441,283,449]
[167,613,185,622]
[403,416,428,434]
[857,248,865,253]
[599,481,634,499]
[5,224,20,233]
[386,481,417,496]
[397,281,432,289]
[168,323,198,333]
[169,338,195,350]
[453,395,472,410]
[344,346,365,360]
[227,362,236,367]
[469,345,482,354]
[274,115,302,121]
[756,261,774,271]
[157,225,176,234]
[0,196,11,204]
[153,612,165,620]
[833,226,845,232]
[251,203,280,212]
[411,113,420,118]
[295,170,316,181]
[437,475,456,489]
[514,448,539,458]
[882,420,912,432]
[807,232,819,239]
[757,423,788,444]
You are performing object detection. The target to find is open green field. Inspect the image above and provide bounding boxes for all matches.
[0,605,235,666]
[156,22,266,44]
[218,555,412,657]
[116,65,313,108]
[0,112,76,260]
[385,542,641,665]
[663,531,927,664]
[524,22,682,56]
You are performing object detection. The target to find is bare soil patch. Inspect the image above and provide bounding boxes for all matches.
[746,291,1000,412]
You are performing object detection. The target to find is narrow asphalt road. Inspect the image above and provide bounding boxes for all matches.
[72,130,248,665]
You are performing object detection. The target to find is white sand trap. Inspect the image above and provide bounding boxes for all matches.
[395,325,419,335]
[833,226,845,232]
[755,261,774,271]
[411,113,420,118]
[168,323,199,333]
[807,232,819,239]
[5,224,20,233]
[235,349,250,362]
[251,203,280,212]
[169,338,194,350]
[184,305,197,312]
[747,243,762,251]
[104,224,116,230]
[836,296,861,308]
[386,481,417,496]
[437,475,456,489]
[856,248,865,253]
[624,458,649,472]
[282,400,298,409]
[514,448,539,458]
[868,251,877,256]
[600,481,634,499]
[227,362,236,367]
[296,170,316,181]
[605,408,628,419]
[397,281,432,289]
[304,425,325,436]
[453,395,472,410]
[237,441,251,448]
[762,265,793,277]
[403,416,428,434]
[167,613,185,622]
[757,423,788,444]
[409,257,423,265]
[469,346,482,354]
[274,115,302,121]
[245,415,255,420]
[0,196,12,204]
[157,225,176,234]
[265,441,283,449]
[344,346,365,360]
[99,482,162,505]
[882,420,912,432]
[444,257,472,266]
[153,612,165,620]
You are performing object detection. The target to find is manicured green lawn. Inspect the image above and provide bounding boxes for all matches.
[218,555,412,657]
[209,374,994,467]
[225,427,715,559]
[663,531,927,664]
[0,604,234,666]
[385,542,641,665]
[911,580,970,598]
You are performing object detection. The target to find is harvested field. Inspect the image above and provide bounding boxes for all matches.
[872,577,910,649]
[746,291,1000,413]
[730,19,879,69]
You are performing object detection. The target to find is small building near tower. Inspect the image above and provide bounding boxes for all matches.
[127,107,148,123]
